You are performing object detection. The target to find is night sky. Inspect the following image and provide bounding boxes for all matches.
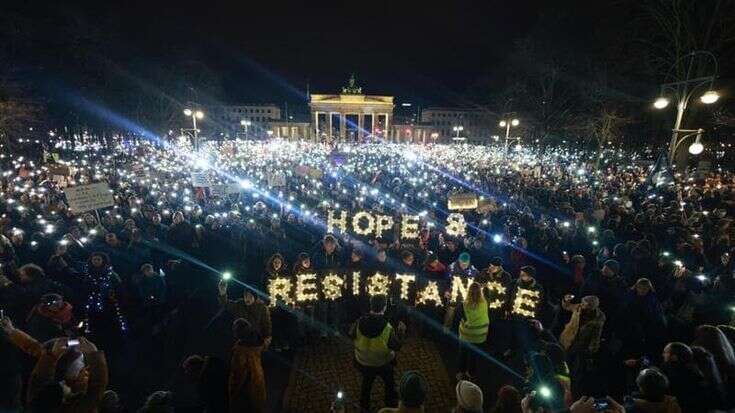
[3,0,608,107]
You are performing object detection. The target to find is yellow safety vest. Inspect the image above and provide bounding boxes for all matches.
[354,322,394,367]
[459,299,489,344]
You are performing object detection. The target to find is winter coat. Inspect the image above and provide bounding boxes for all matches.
[559,302,605,355]
[28,349,109,413]
[625,395,682,413]
[9,329,108,413]
[218,295,272,340]
[229,342,266,413]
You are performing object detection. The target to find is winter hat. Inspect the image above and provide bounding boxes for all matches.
[520,265,536,278]
[456,380,483,413]
[101,390,124,413]
[399,370,428,408]
[603,259,620,274]
[459,252,471,263]
[581,295,600,310]
[490,256,503,267]
[140,390,174,413]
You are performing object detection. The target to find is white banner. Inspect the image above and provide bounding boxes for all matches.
[65,183,114,213]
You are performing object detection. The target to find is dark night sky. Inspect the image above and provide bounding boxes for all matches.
[5,0,609,109]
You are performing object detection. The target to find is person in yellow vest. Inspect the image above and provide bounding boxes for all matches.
[349,294,407,412]
[457,282,489,381]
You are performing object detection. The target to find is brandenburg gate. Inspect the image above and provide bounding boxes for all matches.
[310,75,394,142]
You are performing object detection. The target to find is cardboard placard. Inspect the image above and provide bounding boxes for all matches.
[65,183,114,213]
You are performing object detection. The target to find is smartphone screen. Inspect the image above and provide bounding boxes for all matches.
[67,339,80,346]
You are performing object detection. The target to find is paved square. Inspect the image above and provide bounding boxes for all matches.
[282,336,456,412]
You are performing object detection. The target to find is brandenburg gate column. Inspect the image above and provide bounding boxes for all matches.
[357,113,364,142]
[340,113,347,141]
[371,115,376,140]
[384,113,391,142]
[313,111,320,142]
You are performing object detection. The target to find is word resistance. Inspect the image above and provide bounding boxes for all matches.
[266,272,540,318]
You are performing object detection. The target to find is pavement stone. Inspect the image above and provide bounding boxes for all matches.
[282,336,456,412]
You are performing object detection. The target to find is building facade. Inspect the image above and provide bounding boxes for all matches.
[209,79,501,144]
[217,104,281,137]
[421,107,495,142]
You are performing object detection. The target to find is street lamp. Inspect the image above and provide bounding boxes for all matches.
[499,115,520,152]
[700,90,720,104]
[183,108,204,150]
[653,50,719,168]
[240,119,251,139]
[689,136,704,155]
[653,97,670,109]
[452,126,465,142]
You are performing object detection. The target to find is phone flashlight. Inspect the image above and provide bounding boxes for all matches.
[67,339,80,347]
[222,271,232,281]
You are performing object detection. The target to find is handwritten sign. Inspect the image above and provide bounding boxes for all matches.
[65,183,114,213]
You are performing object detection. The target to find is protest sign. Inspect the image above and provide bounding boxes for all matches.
[210,183,241,197]
[47,164,71,176]
[65,183,114,213]
[267,171,287,187]
[448,193,478,211]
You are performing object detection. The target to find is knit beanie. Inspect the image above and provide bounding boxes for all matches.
[399,370,428,408]
[456,380,483,412]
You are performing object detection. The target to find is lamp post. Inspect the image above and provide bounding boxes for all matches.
[452,125,464,142]
[183,108,204,150]
[499,116,520,152]
[240,119,251,139]
[653,51,719,168]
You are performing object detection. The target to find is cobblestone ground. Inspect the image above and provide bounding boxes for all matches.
[282,335,456,412]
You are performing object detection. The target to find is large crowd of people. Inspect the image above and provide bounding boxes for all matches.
[1,136,734,412]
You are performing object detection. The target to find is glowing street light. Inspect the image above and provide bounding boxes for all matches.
[452,125,464,141]
[653,97,670,109]
[700,90,720,104]
[240,119,252,139]
[653,51,718,167]
[689,136,704,155]
[183,108,204,150]
[499,115,520,153]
